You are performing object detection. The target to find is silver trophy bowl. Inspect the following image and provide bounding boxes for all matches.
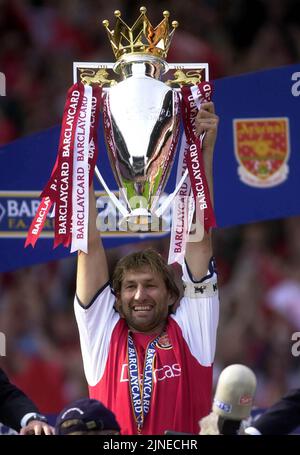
[103,53,181,227]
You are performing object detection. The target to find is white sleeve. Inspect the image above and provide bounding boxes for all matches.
[74,283,120,386]
[171,259,219,366]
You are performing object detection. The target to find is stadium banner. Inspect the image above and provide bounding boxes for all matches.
[0,64,299,272]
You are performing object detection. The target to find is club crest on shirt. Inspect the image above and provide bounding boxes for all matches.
[157,332,172,350]
[233,117,290,188]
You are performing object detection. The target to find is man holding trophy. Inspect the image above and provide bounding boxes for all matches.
[75,102,219,435]
[26,7,220,434]
[74,8,219,435]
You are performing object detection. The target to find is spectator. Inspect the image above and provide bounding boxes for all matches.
[245,388,300,435]
[55,397,120,435]
[0,367,54,435]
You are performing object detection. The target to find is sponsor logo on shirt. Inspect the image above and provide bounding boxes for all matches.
[120,362,181,383]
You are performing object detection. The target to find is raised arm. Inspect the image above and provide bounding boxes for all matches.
[185,101,219,280]
[76,185,109,306]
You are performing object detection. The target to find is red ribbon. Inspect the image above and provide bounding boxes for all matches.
[88,86,101,185]
[54,83,85,248]
[25,82,102,249]
[24,196,53,247]
[181,81,216,232]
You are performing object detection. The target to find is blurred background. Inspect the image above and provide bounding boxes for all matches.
[1,0,300,416]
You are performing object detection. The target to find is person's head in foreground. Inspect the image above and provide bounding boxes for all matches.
[113,248,180,333]
[55,398,121,435]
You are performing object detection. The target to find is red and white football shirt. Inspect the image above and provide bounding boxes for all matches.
[74,261,219,434]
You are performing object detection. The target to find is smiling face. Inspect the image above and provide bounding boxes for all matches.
[116,266,173,334]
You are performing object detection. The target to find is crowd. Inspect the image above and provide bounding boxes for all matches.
[1,0,300,144]
[1,0,300,429]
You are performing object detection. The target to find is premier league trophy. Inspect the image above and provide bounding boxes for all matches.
[26,6,214,263]
[100,8,180,228]
[74,7,208,228]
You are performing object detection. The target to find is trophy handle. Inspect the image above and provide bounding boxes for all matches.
[154,168,188,218]
[94,166,129,218]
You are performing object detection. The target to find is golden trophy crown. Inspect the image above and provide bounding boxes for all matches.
[102,6,178,61]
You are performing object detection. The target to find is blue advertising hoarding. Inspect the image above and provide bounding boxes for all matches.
[0,64,299,272]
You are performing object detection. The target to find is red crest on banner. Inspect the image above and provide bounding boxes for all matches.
[233,118,290,187]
